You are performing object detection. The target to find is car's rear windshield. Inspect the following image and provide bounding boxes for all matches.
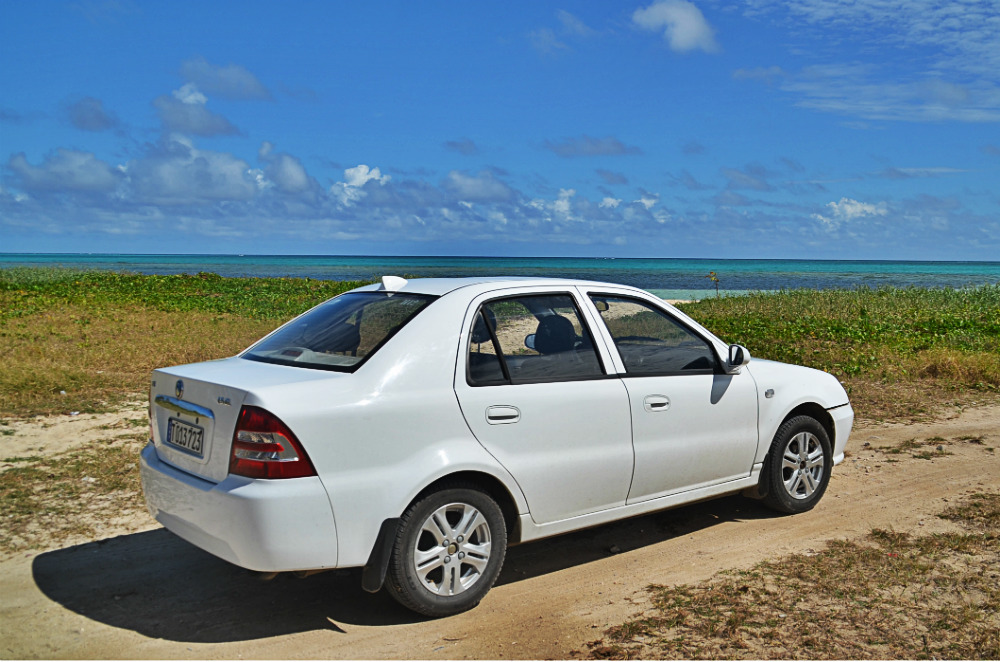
[242,291,436,372]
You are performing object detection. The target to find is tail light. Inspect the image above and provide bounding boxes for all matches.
[230,406,316,479]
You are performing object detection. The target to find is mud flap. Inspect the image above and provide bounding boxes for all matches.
[742,456,771,500]
[361,518,399,593]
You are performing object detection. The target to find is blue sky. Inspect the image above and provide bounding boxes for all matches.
[1,0,998,260]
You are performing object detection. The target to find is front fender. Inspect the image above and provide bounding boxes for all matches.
[745,359,852,464]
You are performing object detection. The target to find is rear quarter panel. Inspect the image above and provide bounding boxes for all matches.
[249,292,528,568]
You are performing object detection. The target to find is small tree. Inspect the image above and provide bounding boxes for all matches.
[705,271,720,298]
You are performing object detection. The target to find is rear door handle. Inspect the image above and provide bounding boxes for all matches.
[486,406,521,425]
[643,395,670,412]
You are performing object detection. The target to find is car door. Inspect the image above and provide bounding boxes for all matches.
[453,289,634,524]
[585,292,759,504]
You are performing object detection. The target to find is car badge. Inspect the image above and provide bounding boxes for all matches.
[175,379,184,399]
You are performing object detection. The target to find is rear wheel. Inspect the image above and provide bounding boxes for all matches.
[386,487,507,617]
[762,415,832,514]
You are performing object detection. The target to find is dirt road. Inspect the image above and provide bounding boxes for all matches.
[2,405,998,659]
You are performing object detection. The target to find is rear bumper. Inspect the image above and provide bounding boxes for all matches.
[140,443,339,571]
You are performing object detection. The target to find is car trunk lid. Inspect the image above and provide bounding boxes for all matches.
[149,357,343,483]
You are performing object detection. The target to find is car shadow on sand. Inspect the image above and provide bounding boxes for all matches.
[32,495,774,643]
[498,494,774,586]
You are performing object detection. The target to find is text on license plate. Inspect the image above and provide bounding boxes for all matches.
[166,418,205,457]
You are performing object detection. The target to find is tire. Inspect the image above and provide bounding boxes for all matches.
[386,486,507,617]
[761,415,832,514]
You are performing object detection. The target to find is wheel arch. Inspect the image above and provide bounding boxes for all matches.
[412,471,523,544]
[781,402,835,444]
[749,402,836,501]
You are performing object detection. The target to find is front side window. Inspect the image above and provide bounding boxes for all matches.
[243,292,435,372]
[467,294,604,385]
[590,295,717,376]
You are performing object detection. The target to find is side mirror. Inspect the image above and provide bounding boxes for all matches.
[593,299,609,312]
[727,344,751,373]
[524,333,536,351]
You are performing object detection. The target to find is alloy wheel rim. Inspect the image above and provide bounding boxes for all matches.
[780,431,824,500]
[413,502,492,596]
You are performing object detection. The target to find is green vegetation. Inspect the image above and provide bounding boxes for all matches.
[2,269,999,419]
[679,286,1000,420]
[1,268,998,651]
[1,268,370,416]
[584,493,1000,660]
[681,285,1000,382]
[0,267,368,321]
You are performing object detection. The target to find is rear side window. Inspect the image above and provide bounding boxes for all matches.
[590,295,718,376]
[468,294,604,385]
[243,292,435,372]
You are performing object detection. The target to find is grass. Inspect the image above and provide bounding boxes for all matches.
[582,493,1000,660]
[678,285,1000,422]
[1,268,998,653]
[0,434,149,551]
[3,269,999,421]
[875,436,952,459]
[1,268,369,417]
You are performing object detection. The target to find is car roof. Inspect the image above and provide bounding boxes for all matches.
[353,275,631,298]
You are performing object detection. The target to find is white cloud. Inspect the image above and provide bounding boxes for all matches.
[154,87,239,136]
[632,0,720,54]
[249,168,271,191]
[444,170,512,202]
[528,28,569,55]
[779,66,1000,123]
[345,164,390,188]
[721,164,773,191]
[179,57,270,100]
[636,193,659,210]
[557,10,595,37]
[267,154,310,193]
[5,148,997,259]
[7,149,122,193]
[256,142,314,195]
[750,0,1000,77]
[172,83,207,105]
[125,139,255,205]
[554,188,575,216]
[812,197,889,229]
[331,164,391,206]
[742,1,1000,122]
[487,210,508,226]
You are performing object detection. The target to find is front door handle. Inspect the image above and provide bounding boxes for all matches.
[643,395,670,412]
[486,405,521,424]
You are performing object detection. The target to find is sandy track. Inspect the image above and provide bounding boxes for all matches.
[1,405,998,659]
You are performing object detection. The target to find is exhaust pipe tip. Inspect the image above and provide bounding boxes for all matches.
[294,569,330,579]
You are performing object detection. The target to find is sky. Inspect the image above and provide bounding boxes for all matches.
[1,0,998,260]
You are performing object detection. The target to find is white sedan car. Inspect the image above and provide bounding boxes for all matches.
[141,276,853,616]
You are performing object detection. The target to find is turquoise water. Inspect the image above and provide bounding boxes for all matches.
[2,253,999,300]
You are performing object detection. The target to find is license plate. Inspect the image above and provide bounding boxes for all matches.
[166,418,205,458]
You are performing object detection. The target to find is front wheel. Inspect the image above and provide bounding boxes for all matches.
[761,415,832,514]
[386,487,507,617]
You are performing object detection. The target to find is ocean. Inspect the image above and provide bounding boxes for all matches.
[3,253,999,300]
